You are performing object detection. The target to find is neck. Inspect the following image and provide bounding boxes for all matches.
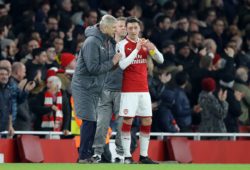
[32,60,39,64]
[11,75,20,82]
[48,89,57,94]
[127,36,138,42]
[115,35,124,43]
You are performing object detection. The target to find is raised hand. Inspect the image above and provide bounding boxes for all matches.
[51,105,59,111]
[24,81,36,92]
[144,41,156,51]
[218,89,227,101]
[18,79,28,90]
[199,48,207,57]
[224,47,235,58]
[34,70,42,83]
[136,38,147,51]
[112,52,122,65]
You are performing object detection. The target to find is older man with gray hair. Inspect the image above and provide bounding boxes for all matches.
[72,14,121,163]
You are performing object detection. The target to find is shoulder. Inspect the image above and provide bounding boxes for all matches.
[84,36,101,47]
[117,39,129,48]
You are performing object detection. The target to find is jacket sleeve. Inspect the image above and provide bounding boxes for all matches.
[82,39,114,75]
[29,92,53,115]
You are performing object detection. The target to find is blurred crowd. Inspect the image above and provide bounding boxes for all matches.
[1,0,250,139]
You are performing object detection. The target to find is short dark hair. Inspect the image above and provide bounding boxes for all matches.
[32,48,46,59]
[82,9,98,20]
[175,71,188,86]
[125,17,141,26]
[155,15,170,27]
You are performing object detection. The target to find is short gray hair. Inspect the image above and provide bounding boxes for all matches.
[100,14,117,28]
[47,76,62,90]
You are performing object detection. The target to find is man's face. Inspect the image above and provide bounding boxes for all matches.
[46,47,56,61]
[213,20,224,35]
[0,69,9,85]
[0,7,7,17]
[17,65,26,81]
[62,0,72,12]
[47,18,59,31]
[8,42,17,56]
[37,51,48,64]
[162,45,175,54]
[179,46,190,58]
[206,11,216,24]
[178,18,189,32]
[105,23,117,38]
[53,38,64,53]
[126,22,141,40]
[192,34,203,48]
[87,12,98,26]
[27,40,39,53]
[115,20,126,38]
[0,61,11,76]
[162,18,171,30]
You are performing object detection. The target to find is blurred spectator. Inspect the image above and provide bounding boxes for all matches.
[158,40,176,68]
[58,0,73,31]
[152,68,180,132]
[189,31,203,55]
[20,39,39,63]
[35,2,51,35]
[45,45,60,69]
[53,37,64,55]
[198,77,228,133]
[0,20,8,42]
[0,67,14,137]
[228,37,250,68]
[234,67,250,125]
[150,15,173,49]
[57,52,76,94]
[82,9,98,29]
[173,71,192,132]
[238,0,250,30]
[207,18,227,54]
[0,38,17,63]
[162,1,177,21]
[175,42,196,74]
[46,15,59,32]
[25,48,47,82]
[219,75,242,132]
[30,75,70,135]
[141,0,160,19]
[11,62,35,131]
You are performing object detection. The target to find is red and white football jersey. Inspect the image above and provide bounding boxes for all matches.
[117,38,149,92]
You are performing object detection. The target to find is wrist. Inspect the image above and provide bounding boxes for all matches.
[149,49,155,56]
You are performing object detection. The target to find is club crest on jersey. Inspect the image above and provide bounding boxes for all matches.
[123,109,128,115]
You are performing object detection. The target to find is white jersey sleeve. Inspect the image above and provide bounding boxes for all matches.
[117,40,139,70]
[151,48,164,64]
